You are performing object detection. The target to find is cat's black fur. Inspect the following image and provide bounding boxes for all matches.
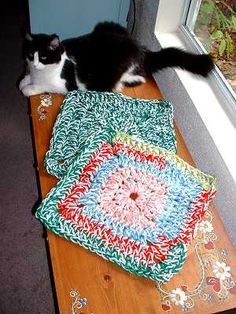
[19,22,214,96]
[61,59,78,91]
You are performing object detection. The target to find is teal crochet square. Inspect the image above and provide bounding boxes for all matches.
[45,91,176,178]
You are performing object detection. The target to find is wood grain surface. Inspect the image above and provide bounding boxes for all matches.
[30,79,236,314]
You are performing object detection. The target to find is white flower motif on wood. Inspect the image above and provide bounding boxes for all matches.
[198,220,213,233]
[170,288,188,306]
[213,261,231,281]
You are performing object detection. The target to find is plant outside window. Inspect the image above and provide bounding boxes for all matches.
[189,0,236,93]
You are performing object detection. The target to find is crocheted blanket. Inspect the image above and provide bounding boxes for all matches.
[36,132,216,282]
[44,91,176,178]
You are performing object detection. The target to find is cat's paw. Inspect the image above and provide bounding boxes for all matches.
[21,84,44,96]
[19,75,31,90]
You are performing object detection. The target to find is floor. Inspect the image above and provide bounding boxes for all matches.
[0,2,55,313]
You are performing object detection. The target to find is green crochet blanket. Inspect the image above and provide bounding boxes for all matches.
[45,91,177,178]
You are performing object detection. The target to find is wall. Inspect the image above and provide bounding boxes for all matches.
[29,0,130,40]
[128,0,236,246]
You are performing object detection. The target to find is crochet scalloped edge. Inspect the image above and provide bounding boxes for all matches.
[69,89,173,107]
[36,205,187,282]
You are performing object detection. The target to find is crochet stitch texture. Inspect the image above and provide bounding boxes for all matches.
[44,91,176,178]
[36,132,216,282]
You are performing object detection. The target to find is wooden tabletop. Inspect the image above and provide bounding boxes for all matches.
[30,79,236,314]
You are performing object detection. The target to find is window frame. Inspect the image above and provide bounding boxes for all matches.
[154,0,236,182]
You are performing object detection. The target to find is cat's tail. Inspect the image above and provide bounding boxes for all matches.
[144,47,214,77]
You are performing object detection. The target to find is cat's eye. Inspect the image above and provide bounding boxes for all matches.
[40,56,47,60]
[28,52,34,57]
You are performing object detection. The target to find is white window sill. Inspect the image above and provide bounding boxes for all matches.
[155,31,236,182]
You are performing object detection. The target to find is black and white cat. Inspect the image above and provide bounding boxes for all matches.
[19,22,214,96]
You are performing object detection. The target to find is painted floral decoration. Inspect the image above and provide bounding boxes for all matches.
[213,261,231,281]
[157,211,236,312]
[170,288,188,306]
[198,220,214,234]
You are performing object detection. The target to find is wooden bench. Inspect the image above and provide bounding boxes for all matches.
[30,79,236,314]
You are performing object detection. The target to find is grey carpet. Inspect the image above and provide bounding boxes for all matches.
[0,2,55,313]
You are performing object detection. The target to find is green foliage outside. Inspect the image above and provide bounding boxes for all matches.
[196,0,236,60]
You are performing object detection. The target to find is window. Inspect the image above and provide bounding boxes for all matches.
[184,0,236,99]
[154,0,236,182]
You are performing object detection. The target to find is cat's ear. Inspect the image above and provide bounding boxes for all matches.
[25,32,33,41]
[49,35,60,50]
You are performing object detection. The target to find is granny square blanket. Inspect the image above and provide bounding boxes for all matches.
[45,91,176,178]
[36,133,217,282]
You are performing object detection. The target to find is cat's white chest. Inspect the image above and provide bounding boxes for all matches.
[27,52,68,94]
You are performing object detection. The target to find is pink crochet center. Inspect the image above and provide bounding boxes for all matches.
[97,166,168,229]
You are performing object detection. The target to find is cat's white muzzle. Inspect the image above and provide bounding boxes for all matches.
[27,52,45,70]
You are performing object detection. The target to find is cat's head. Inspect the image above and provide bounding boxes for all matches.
[24,33,64,69]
